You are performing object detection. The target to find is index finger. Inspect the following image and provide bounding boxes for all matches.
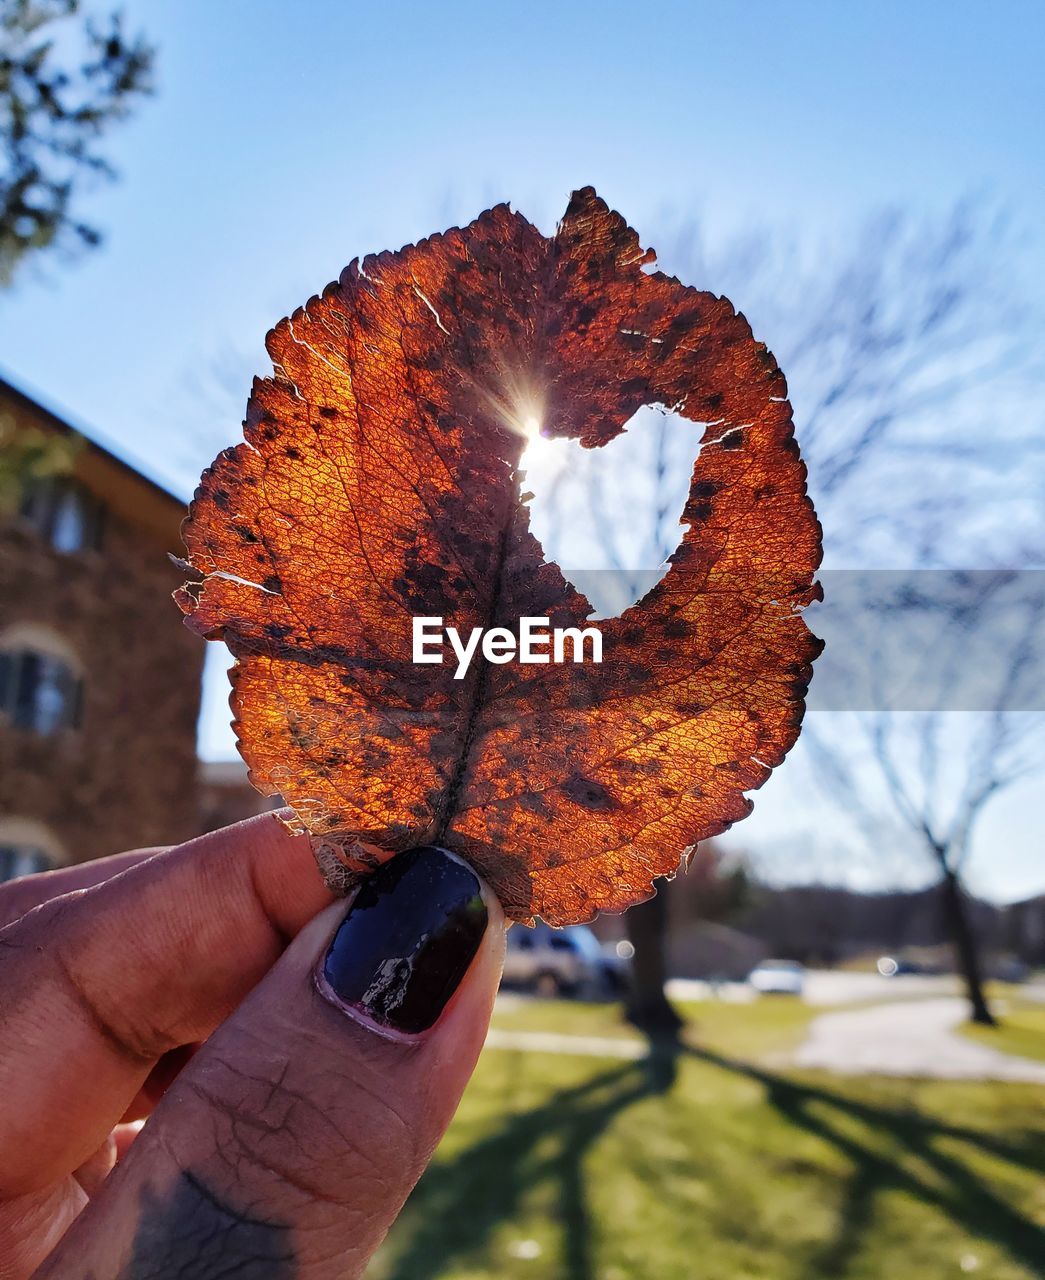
[0,812,334,1198]
[0,849,164,930]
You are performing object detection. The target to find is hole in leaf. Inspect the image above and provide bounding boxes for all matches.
[519,405,705,617]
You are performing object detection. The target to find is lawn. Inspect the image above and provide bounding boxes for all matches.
[370,996,1045,1280]
[488,992,815,1061]
[961,997,1045,1065]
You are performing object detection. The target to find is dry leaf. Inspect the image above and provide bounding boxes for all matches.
[177,188,822,925]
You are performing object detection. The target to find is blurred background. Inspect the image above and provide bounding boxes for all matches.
[1,3,1043,1277]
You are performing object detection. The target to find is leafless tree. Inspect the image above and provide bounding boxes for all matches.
[533,200,1043,1030]
[800,569,1044,1023]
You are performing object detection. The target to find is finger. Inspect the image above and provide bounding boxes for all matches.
[38,847,506,1280]
[73,1138,117,1199]
[0,848,162,929]
[119,1044,199,1123]
[0,812,333,1198]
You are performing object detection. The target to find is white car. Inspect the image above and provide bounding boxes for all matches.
[749,959,805,996]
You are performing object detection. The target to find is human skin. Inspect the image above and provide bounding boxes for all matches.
[0,813,506,1279]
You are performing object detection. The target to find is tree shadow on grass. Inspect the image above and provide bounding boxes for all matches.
[383,1047,680,1280]
[383,1035,1044,1280]
[679,1043,1045,1278]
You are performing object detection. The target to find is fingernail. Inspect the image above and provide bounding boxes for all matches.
[318,846,488,1035]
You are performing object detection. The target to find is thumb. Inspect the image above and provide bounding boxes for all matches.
[36,846,506,1280]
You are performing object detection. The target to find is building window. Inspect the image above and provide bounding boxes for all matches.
[0,648,82,733]
[19,475,104,553]
[0,844,54,882]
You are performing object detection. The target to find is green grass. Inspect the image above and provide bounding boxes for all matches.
[961,998,1045,1064]
[370,997,1045,1280]
[489,993,815,1060]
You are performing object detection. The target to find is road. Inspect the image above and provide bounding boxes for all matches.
[490,977,1045,1081]
[792,995,1045,1082]
[666,969,962,1006]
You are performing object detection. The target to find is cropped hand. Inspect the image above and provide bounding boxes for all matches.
[0,814,505,1279]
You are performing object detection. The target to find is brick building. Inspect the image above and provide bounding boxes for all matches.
[0,375,246,878]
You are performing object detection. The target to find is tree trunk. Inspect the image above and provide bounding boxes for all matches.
[624,881,683,1038]
[940,866,996,1026]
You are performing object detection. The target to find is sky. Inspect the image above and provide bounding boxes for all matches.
[2,1,1043,900]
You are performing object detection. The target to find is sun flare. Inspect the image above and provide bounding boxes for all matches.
[519,418,565,477]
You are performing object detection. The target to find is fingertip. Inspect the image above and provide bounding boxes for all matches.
[313,846,499,1039]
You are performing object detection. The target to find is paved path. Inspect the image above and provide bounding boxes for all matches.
[485,1028,645,1060]
[665,971,962,1006]
[487,994,1045,1082]
[792,996,1045,1082]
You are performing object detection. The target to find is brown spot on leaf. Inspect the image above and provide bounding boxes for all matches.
[561,774,619,812]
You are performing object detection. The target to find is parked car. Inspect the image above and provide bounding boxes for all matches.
[502,923,628,997]
[748,959,805,996]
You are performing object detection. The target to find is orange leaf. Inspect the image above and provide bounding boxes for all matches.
[179,188,822,925]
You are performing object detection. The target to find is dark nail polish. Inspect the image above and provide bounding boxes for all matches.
[320,846,488,1035]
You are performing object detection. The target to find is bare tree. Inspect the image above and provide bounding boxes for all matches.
[804,713,1041,1025]
[523,407,695,1035]
[802,570,1044,1024]
[532,200,1043,1029]
[658,200,1044,570]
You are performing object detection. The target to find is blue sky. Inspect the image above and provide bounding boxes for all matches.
[2,1,1043,899]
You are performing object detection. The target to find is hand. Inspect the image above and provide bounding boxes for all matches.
[0,814,505,1279]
